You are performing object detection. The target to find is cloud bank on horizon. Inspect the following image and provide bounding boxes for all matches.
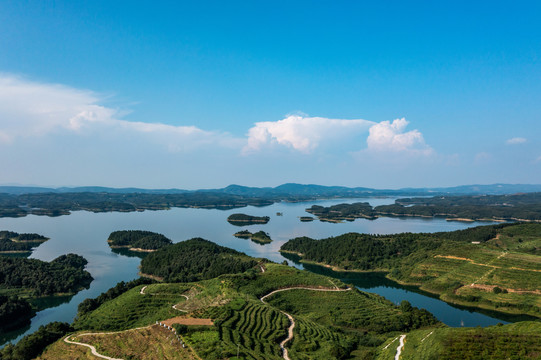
[0,74,537,188]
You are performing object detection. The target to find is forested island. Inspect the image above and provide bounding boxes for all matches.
[0,253,93,337]
[0,231,48,253]
[233,230,273,244]
[107,230,172,252]
[227,213,270,226]
[281,222,541,318]
[306,192,541,222]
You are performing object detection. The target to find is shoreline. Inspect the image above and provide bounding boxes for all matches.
[281,251,541,319]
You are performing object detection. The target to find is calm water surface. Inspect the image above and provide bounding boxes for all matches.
[0,198,518,345]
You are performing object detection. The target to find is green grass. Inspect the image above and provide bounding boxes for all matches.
[73,284,190,331]
[266,288,438,334]
[238,263,345,298]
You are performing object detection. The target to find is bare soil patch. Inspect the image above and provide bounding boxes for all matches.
[162,317,214,326]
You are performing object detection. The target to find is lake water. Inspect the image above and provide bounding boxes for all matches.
[0,198,522,345]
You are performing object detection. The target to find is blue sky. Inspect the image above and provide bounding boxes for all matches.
[0,1,540,189]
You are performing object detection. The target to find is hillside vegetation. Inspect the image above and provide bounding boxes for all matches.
[281,223,541,317]
[376,321,541,360]
[140,238,258,282]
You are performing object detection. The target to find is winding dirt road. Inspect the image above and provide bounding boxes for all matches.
[259,286,352,360]
[394,335,406,360]
[63,326,151,360]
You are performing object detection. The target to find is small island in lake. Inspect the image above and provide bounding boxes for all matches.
[108,230,172,252]
[0,231,48,254]
[233,230,273,244]
[227,213,270,226]
[299,216,314,222]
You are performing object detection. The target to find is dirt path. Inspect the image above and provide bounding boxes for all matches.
[64,336,122,360]
[63,326,151,360]
[394,335,406,360]
[259,286,351,360]
[434,252,540,273]
[140,285,191,311]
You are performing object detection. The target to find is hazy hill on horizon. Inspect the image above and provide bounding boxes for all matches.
[1,183,541,197]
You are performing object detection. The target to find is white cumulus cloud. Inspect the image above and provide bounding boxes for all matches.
[244,114,375,154]
[365,118,432,155]
[0,74,239,151]
[506,137,527,145]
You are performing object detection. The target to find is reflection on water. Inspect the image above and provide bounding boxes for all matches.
[0,197,515,345]
[110,247,148,259]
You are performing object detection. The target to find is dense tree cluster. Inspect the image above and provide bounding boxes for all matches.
[0,322,73,360]
[0,254,93,296]
[0,295,34,331]
[108,230,172,250]
[140,238,258,282]
[281,223,532,270]
[281,232,441,270]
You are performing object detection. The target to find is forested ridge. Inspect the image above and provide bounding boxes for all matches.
[280,223,525,270]
[281,232,441,270]
[140,238,258,282]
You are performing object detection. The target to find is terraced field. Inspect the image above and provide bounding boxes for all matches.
[217,300,288,360]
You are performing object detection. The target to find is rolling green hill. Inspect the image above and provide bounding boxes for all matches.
[281,223,541,317]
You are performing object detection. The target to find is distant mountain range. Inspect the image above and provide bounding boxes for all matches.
[1,183,540,197]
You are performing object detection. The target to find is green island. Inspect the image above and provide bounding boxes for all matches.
[234,230,273,244]
[0,231,48,254]
[280,222,541,318]
[227,213,270,226]
[299,216,314,222]
[306,192,541,222]
[107,230,172,252]
[2,237,536,360]
[0,253,93,336]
